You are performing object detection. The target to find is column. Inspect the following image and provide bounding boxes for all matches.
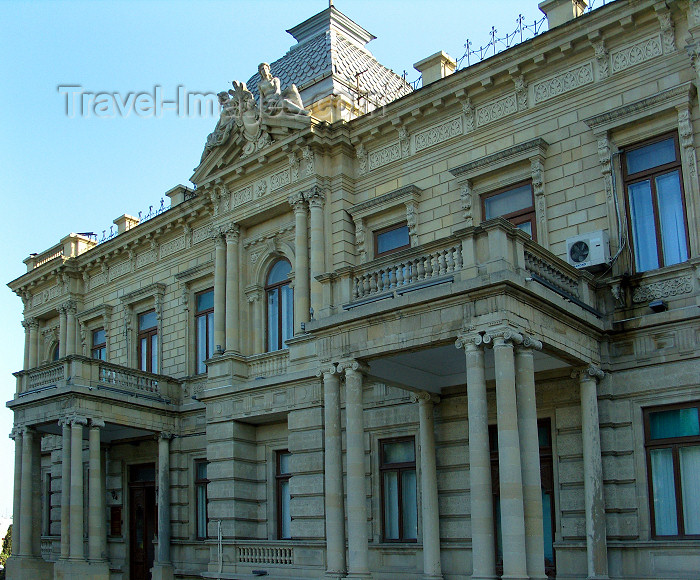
[11,428,22,556]
[494,331,527,580]
[579,366,609,580]
[321,366,346,577]
[156,432,173,566]
[289,193,309,333]
[60,418,71,559]
[28,319,38,368]
[59,305,68,358]
[19,427,35,556]
[515,337,546,580]
[415,392,442,580]
[456,334,495,580]
[306,188,326,317]
[66,301,77,356]
[31,427,41,557]
[22,321,30,370]
[342,361,370,578]
[225,225,240,353]
[88,419,105,561]
[214,233,226,352]
[70,416,87,560]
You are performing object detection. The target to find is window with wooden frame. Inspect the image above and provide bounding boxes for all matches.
[622,132,689,273]
[481,180,536,240]
[266,260,293,352]
[644,402,700,538]
[276,450,292,539]
[195,289,214,374]
[91,328,106,360]
[194,460,209,539]
[374,222,410,257]
[380,437,417,542]
[137,310,158,373]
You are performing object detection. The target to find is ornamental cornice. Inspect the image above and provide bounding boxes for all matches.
[449,138,549,179]
[120,282,166,306]
[242,222,295,250]
[583,82,695,134]
[348,185,422,219]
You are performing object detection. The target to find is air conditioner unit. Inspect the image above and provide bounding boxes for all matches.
[566,230,610,269]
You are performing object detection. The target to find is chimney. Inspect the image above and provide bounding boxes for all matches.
[414,51,457,86]
[113,214,139,234]
[538,0,587,28]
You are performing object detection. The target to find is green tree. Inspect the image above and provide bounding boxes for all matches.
[0,524,11,567]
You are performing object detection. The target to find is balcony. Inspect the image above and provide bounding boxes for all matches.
[13,355,182,404]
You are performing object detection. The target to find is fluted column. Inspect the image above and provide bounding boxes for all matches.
[341,360,370,578]
[59,305,68,358]
[414,392,442,580]
[70,416,87,560]
[306,188,326,317]
[66,300,77,356]
[321,365,346,578]
[225,225,240,353]
[59,418,72,559]
[19,427,35,556]
[214,233,226,352]
[289,193,309,333]
[88,419,105,561]
[494,330,527,580]
[22,321,30,370]
[456,334,496,580]
[515,337,546,580]
[157,432,173,565]
[579,366,609,580]
[11,428,22,556]
[28,319,39,368]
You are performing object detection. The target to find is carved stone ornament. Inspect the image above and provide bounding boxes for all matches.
[632,275,693,303]
[356,143,368,175]
[460,181,473,226]
[200,63,310,163]
[593,39,610,80]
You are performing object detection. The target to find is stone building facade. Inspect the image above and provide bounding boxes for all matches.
[6,1,700,579]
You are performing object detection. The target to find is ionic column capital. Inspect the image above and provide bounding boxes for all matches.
[410,391,440,406]
[158,431,174,441]
[338,359,370,376]
[455,331,491,351]
[69,415,89,427]
[89,418,105,429]
[9,426,23,440]
[572,365,605,382]
[516,333,543,353]
[58,417,72,428]
[316,364,339,379]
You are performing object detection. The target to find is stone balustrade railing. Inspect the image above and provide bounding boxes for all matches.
[237,542,294,565]
[25,243,64,271]
[318,218,597,315]
[15,355,182,404]
[248,350,289,379]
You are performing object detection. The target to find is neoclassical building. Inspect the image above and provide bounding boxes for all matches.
[6,1,700,579]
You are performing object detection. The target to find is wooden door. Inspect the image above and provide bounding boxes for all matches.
[129,464,156,580]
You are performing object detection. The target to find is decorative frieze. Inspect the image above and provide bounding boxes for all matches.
[89,272,106,290]
[270,168,291,191]
[415,116,463,151]
[136,249,156,268]
[632,275,693,303]
[476,94,517,126]
[514,74,528,111]
[31,284,64,308]
[160,236,186,259]
[593,40,610,80]
[533,63,593,104]
[611,36,662,74]
[462,98,475,132]
[233,185,254,207]
[109,260,131,280]
[356,143,367,176]
[368,142,401,170]
[398,127,410,158]
[192,225,210,245]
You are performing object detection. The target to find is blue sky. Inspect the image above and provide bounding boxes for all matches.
[0,0,553,517]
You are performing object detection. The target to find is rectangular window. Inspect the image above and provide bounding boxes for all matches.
[195,289,214,374]
[137,310,158,373]
[380,437,417,542]
[623,133,689,273]
[194,460,209,539]
[276,450,292,539]
[91,328,106,360]
[375,222,410,257]
[644,402,700,538]
[482,180,536,239]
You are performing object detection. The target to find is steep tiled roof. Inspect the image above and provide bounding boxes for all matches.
[246,24,412,109]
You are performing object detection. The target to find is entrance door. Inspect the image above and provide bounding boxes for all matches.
[129,463,156,580]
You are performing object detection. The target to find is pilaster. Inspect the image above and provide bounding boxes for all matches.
[213,232,227,352]
[225,225,241,353]
[289,192,310,333]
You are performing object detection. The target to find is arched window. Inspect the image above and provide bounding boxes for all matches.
[266,260,293,352]
[52,343,60,361]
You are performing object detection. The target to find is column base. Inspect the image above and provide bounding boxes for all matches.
[423,575,443,580]
[325,571,347,580]
[587,576,610,580]
[470,577,498,580]
[54,558,109,580]
[5,555,54,580]
[151,562,175,580]
[346,573,372,579]
[501,576,529,580]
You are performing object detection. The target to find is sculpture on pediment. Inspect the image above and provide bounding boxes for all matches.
[200,64,310,163]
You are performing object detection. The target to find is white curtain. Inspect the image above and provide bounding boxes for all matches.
[650,448,678,535]
[680,446,700,534]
